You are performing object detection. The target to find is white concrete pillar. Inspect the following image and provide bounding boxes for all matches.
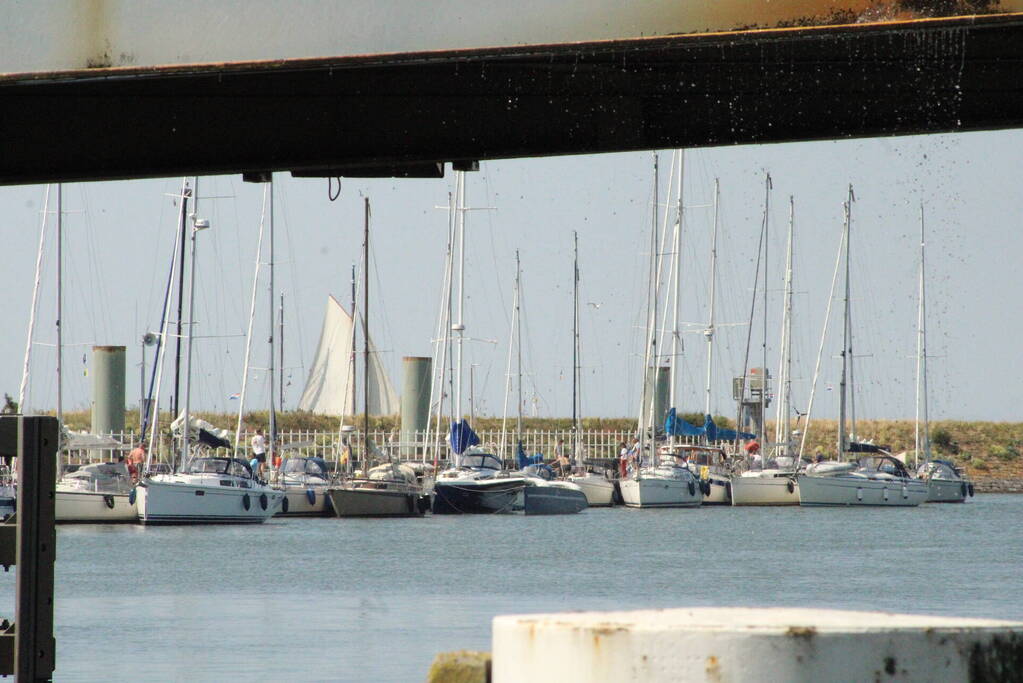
[492,607,1023,683]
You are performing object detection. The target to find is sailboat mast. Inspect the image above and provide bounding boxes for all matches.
[916,204,931,467]
[760,174,771,446]
[572,231,580,463]
[351,263,357,423]
[515,251,523,443]
[55,183,63,426]
[838,186,853,457]
[172,179,191,419]
[775,197,794,455]
[454,171,467,423]
[181,194,206,469]
[268,177,277,463]
[363,198,371,466]
[704,179,719,418]
[668,150,684,440]
[638,153,659,463]
[279,292,285,412]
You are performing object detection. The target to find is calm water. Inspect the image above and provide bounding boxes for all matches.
[5,495,1022,681]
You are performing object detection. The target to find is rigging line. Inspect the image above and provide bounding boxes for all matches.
[19,184,51,411]
[276,183,308,382]
[655,149,678,371]
[143,179,175,342]
[735,174,769,448]
[368,222,397,389]
[798,205,848,461]
[235,185,268,452]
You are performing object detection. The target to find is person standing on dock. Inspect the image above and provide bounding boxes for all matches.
[251,429,267,477]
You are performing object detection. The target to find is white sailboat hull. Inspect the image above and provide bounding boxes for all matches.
[797,474,927,507]
[620,474,702,508]
[55,489,137,522]
[137,475,283,524]
[926,478,969,503]
[702,477,731,505]
[566,473,615,507]
[279,483,333,516]
[730,472,800,506]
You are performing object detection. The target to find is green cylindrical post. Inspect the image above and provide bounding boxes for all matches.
[401,356,432,457]
[91,345,126,435]
[653,365,671,432]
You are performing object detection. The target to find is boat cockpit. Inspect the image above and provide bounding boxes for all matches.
[281,456,330,480]
[184,457,256,479]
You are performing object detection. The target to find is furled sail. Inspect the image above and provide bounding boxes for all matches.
[297,295,399,416]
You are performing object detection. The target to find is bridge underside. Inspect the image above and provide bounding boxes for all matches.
[2,13,1021,185]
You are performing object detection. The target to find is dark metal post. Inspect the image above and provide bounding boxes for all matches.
[0,415,57,682]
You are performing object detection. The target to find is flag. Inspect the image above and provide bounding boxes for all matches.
[228,393,240,400]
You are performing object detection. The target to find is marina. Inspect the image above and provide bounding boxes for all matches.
[3,4,1023,679]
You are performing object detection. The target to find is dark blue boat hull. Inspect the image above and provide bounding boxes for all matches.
[523,486,588,515]
[432,479,524,514]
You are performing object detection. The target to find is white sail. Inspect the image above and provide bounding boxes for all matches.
[298,295,399,415]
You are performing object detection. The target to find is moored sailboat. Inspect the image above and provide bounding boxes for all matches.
[911,206,972,504]
[137,177,282,524]
[796,186,926,507]
[563,231,615,507]
[620,152,702,509]
[328,198,424,518]
[732,194,800,506]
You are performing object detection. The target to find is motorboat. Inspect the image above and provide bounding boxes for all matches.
[328,462,426,517]
[797,454,928,507]
[136,456,283,524]
[620,457,703,509]
[55,461,137,522]
[730,455,800,506]
[520,465,587,515]
[917,459,974,503]
[276,456,334,516]
[432,452,527,514]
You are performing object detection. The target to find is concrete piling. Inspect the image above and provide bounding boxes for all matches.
[90,345,125,435]
[400,356,431,456]
[491,607,1023,682]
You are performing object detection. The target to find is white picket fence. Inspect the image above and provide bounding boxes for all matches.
[63,427,711,470]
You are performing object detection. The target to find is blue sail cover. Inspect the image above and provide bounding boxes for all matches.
[705,414,755,442]
[663,408,754,442]
[515,441,544,469]
[848,441,883,453]
[664,408,707,437]
[450,420,480,455]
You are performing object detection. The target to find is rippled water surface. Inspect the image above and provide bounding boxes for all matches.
[5,495,1021,681]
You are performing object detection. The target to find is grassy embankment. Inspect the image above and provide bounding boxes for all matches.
[55,409,1023,482]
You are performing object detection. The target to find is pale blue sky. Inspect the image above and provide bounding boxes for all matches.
[3,130,1020,422]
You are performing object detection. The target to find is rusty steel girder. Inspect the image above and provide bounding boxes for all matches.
[1,13,1021,185]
